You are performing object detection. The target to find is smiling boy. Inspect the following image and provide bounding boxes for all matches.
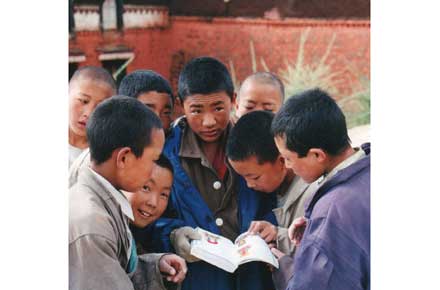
[127,154,174,254]
[152,57,276,290]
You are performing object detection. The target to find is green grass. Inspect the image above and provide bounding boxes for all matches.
[228,28,370,128]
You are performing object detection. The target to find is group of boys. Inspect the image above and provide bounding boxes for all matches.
[68,56,370,290]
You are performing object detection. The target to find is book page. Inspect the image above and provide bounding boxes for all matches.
[190,228,240,273]
[234,232,279,269]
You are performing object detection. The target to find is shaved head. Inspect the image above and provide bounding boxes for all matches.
[69,66,117,93]
[239,72,284,101]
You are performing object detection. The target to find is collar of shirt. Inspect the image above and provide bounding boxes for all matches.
[89,167,134,222]
[179,121,231,168]
[317,147,367,187]
[283,176,309,204]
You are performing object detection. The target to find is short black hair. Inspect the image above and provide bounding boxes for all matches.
[87,95,163,165]
[226,111,279,164]
[118,70,174,106]
[271,88,350,157]
[240,72,285,101]
[69,66,117,92]
[154,153,174,176]
[178,56,234,102]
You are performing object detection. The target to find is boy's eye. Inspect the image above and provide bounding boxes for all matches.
[244,106,254,110]
[191,110,201,115]
[78,98,89,105]
[252,176,261,181]
[215,107,224,112]
[160,192,170,200]
[162,110,172,116]
[142,185,151,192]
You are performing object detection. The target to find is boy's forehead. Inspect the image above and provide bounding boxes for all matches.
[70,77,115,93]
[138,91,172,104]
[183,91,231,105]
[151,165,173,183]
[241,81,282,99]
[229,156,268,173]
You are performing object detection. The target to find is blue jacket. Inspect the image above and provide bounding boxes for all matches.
[151,124,277,290]
[282,143,370,290]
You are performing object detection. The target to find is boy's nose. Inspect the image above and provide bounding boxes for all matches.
[202,114,216,128]
[255,105,264,111]
[146,194,158,209]
[84,104,95,117]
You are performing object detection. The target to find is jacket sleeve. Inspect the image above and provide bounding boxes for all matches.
[258,192,278,226]
[272,253,295,290]
[69,234,134,290]
[285,242,335,290]
[68,149,90,188]
[130,253,177,290]
[285,241,364,290]
[276,226,295,254]
[150,217,186,252]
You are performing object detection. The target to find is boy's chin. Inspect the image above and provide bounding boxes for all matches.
[197,132,223,143]
[132,220,152,229]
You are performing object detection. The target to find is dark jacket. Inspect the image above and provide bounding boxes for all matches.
[151,123,277,290]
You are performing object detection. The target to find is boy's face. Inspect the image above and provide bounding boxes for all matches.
[274,135,324,183]
[183,91,232,143]
[229,155,287,193]
[137,91,173,131]
[235,81,283,118]
[125,164,172,228]
[69,78,114,137]
[117,128,165,192]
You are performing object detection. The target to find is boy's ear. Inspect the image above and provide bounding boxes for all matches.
[174,96,182,108]
[232,92,238,110]
[308,148,327,163]
[277,155,286,166]
[115,147,132,169]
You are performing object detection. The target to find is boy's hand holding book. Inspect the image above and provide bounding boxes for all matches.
[247,220,277,243]
[170,226,202,262]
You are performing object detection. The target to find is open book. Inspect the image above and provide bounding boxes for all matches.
[190,227,279,273]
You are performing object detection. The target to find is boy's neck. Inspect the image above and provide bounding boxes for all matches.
[69,129,88,149]
[202,141,222,161]
[200,134,225,165]
[91,161,120,190]
[284,168,296,184]
[324,146,356,175]
[277,169,295,197]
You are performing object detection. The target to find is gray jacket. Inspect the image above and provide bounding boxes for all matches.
[274,175,316,253]
[69,167,168,290]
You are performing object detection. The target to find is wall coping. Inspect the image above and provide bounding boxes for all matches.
[170,16,370,28]
[72,15,370,36]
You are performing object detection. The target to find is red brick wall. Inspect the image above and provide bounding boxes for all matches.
[70,16,370,97]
